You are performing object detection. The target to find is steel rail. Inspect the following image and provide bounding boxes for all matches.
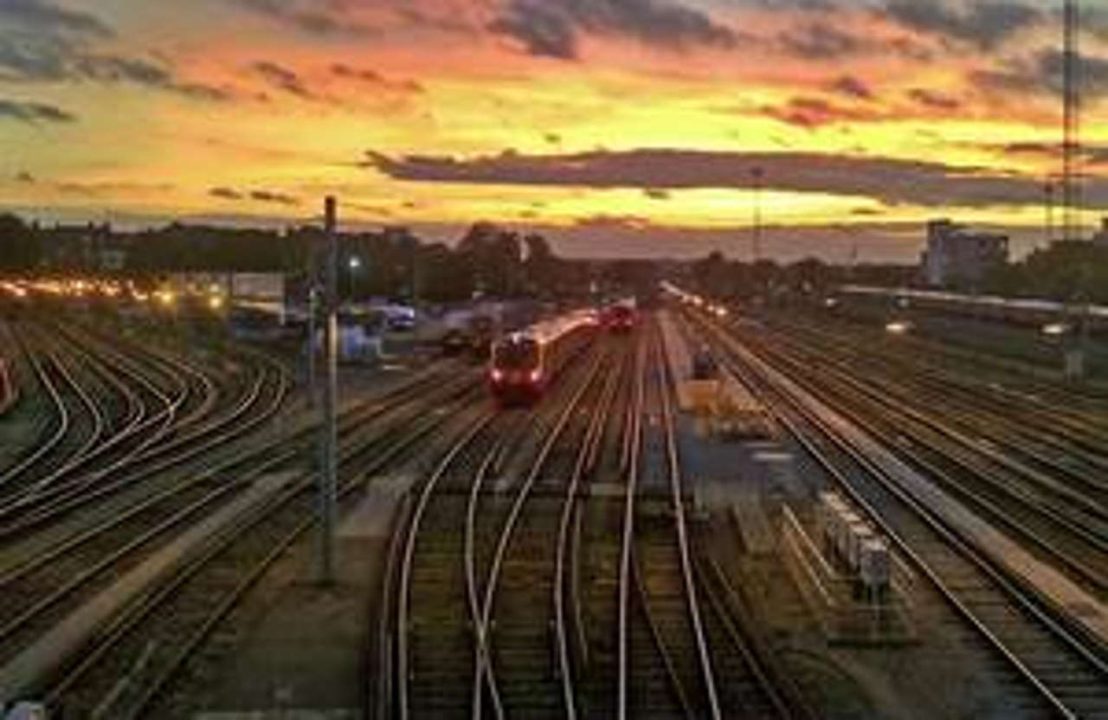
[396,415,496,720]
[743,330,1108,594]
[32,379,485,716]
[692,308,1107,719]
[0,327,73,489]
[656,320,722,720]
[469,348,607,718]
[553,346,623,718]
[616,323,648,720]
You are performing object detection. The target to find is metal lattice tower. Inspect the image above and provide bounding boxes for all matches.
[751,166,764,262]
[1062,0,1081,241]
[1045,180,1055,247]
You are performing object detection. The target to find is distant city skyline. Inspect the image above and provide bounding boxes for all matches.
[1,0,1105,259]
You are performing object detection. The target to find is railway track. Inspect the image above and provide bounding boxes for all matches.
[625,322,720,719]
[616,322,648,719]
[384,331,653,719]
[472,343,619,718]
[0,362,481,674]
[0,323,183,502]
[0,335,288,540]
[572,327,635,718]
[0,322,18,417]
[0,327,77,491]
[3,362,484,717]
[690,308,1108,719]
[728,321,1108,598]
[691,550,800,718]
[0,317,214,501]
[375,334,601,717]
[553,337,625,718]
[764,318,1108,483]
[395,417,502,718]
[782,306,1108,408]
[616,317,798,720]
[768,313,1108,447]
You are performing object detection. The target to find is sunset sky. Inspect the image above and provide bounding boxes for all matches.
[1,0,1107,260]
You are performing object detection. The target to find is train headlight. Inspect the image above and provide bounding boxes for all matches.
[529,369,542,384]
[490,368,505,383]
[885,320,912,335]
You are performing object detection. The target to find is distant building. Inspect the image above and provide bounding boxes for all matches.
[1094,218,1108,248]
[45,222,116,271]
[921,220,1009,288]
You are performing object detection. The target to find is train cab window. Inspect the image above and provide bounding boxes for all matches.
[494,339,540,369]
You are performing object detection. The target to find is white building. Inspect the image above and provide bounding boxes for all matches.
[921,220,1009,288]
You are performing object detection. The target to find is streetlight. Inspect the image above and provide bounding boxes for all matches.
[348,255,362,302]
[751,166,764,263]
[1041,322,1070,338]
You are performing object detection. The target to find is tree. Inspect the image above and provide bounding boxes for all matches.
[692,251,733,298]
[0,214,41,271]
[788,258,831,295]
[456,222,525,297]
[986,241,1108,304]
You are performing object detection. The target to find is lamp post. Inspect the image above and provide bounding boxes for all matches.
[751,166,764,263]
[348,255,362,303]
[1044,180,1055,248]
[317,197,339,585]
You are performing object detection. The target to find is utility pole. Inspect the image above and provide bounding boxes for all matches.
[410,242,420,306]
[752,166,764,263]
[317,196,339,584]
[307,286,317,409]
[1062,0,1087,381]
[1062,0,1081,242]
[1044,180,1055,248]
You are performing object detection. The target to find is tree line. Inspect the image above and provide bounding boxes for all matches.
[682,244,1108,305]
[984,241,1108,304]
[0,214,585,303]
[4,212,1104,304]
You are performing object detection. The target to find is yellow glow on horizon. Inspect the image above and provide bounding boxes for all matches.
[3,0,1105,255]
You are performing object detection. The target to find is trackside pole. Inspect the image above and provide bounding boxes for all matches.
[307,286,318,410]
[318,196,339,584]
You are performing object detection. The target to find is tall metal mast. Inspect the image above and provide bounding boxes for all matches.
[1062,0,1081,241]
[751,166,764,262]
[1062,1,1089,382]
[1044,180,1055,248]
[317,196,339,584]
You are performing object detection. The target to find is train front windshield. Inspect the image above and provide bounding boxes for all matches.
[493,339,540,370]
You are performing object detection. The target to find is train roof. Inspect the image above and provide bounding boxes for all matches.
[495,310,595,347]
[840,285,1108,319]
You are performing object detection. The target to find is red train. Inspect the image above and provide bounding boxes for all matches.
[488,312,596,406]
[600,302,636,333]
